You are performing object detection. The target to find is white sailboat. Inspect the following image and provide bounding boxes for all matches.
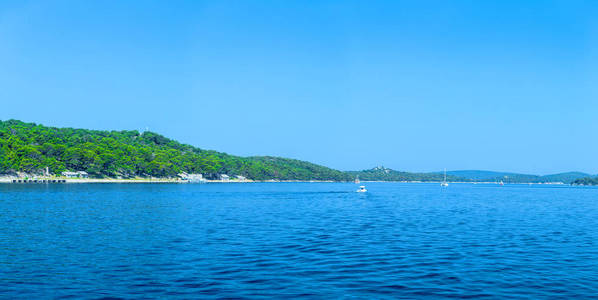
[441,168,449,187]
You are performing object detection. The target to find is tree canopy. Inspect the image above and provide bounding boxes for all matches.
[0,120,351,181]
[3,120,588,183]
[572,177,598,186]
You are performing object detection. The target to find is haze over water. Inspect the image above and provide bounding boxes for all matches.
[2,183,597,298]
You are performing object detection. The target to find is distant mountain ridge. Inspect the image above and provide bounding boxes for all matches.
[572,176,598,186]
[348,167,592,184]
[347,166,466,182]
[445,170,591,183]
[445,170,534,181]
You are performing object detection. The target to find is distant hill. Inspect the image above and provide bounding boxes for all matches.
[446,170,532,181]
[346,168,592,184]
[541,172,592,183]
[347,166,466,182]
[446,170,541,183]
[446,170,591,184]
[1,120,592,183]
[572,177,598,186]
[0,120,351,181]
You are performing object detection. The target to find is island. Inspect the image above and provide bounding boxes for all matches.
[0,120,594,184]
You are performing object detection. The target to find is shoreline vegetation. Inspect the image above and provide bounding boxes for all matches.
[1,120,597,185]
[0,177,574,185]
[0,120,350,182]
[571,177,598,186]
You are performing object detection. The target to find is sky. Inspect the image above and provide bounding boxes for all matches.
[1,0,597,174]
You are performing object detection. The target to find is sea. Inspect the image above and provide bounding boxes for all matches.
[1,182,597,298]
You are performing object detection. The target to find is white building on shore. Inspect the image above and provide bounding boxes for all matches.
[61,171,89,178]
[178,172,206,183]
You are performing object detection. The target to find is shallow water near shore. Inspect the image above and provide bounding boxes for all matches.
[1,182,598,298]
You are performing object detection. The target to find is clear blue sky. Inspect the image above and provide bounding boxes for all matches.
[1,1,597,174]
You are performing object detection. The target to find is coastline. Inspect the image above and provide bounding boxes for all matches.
[0,177,568,185]
[0,177,244,184]
[0,177,342,184]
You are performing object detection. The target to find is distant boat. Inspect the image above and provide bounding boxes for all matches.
[354,176,360,184]
[441,168,449,187]
[357,186,367,193]
[499,180,504,186]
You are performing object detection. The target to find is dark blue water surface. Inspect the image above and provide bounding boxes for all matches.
[1,182,598,299]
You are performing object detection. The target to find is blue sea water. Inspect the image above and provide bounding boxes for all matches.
[1,182,598,299]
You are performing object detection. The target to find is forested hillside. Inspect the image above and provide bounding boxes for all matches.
[0,120,351,181]
[1,120,591,183]
[349,167,591,183]
[447,170,591,184]
[572,177,598,186]
[348,166,466,182]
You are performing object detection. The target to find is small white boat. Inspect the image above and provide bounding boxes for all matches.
[357,186,367,192]
[441,168,449,187]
